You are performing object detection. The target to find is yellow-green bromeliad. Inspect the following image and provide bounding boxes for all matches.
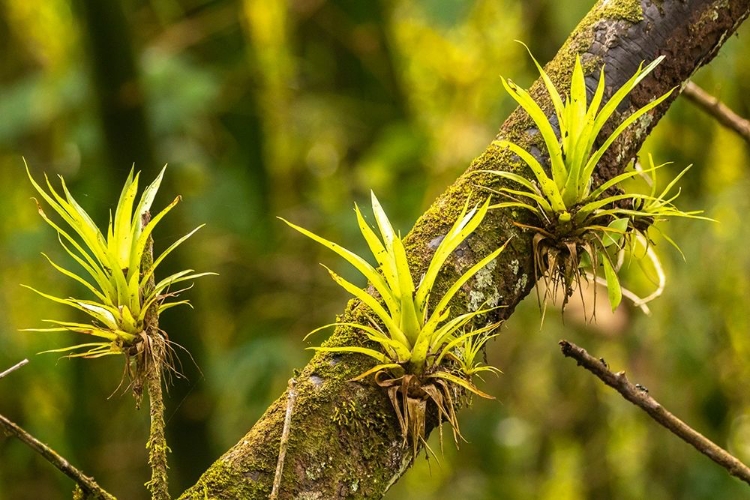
[282,193,508,455]
[23,164,213,397]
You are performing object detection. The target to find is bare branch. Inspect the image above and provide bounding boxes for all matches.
[271,378,297,500]
[559,340,750,486]
[0,413,116,499]
[0,359,28,380]
[682,81,750,144]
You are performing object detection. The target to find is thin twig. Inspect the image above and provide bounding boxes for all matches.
[682,81,750,144]
[0,412,116,499]
[270,378,297,500]
[141,211,170,500]
[0,359,28,379]
[559,340,750,486]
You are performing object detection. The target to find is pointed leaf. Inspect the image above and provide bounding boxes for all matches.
[501,77,567,184]
[308,345,391,364]
[140,224,206,289]
[279,216,394,306]
[321,266,409,348]
[434,238,511,315]
[497,140,566,211]
[429,371,495,399]
[602,254,622,311]
[40,252,107,303]
[111,169,139,269]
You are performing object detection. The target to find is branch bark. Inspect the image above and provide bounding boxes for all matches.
[0,413,115,499]
[0,359,28,380]
[559,340,750,485]
[141,212,171,500]
[180,1,750,498]
[682,81,750,144]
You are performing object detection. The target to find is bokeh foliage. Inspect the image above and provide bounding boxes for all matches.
[0,0,748,499]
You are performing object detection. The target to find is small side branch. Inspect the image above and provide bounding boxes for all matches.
[559,340,750,486]
[0,359,28,379]
[141,211,170,500]
[270,378,297,500]
[145,344,170,500]
[0,413,116,499]
[682,81,750,145]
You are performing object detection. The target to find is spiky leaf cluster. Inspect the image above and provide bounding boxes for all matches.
[282,192,505,453]
[24,164,213,358]
[485,48,704,311]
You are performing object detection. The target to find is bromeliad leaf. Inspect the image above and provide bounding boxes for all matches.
[602,255,622,311]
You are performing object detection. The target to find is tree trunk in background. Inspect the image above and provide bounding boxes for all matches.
[179,1,750,498]
[74,0,156,174]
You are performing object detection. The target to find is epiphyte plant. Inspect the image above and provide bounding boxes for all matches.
[281,192,507,455]
[23,164,213,397]
[483,46,704,312]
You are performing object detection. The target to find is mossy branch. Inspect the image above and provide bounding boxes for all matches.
[141,211,171,500]
[180,1,750,498]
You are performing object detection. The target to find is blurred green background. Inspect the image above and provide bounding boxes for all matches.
[1,0,749,498]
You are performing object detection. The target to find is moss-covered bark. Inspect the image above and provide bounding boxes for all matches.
[179,1,750,498]
[142,214,171,500]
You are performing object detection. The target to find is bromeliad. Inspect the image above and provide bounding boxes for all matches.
[482,46,705,313]
[282,193,507,454]
[23,164,213,387]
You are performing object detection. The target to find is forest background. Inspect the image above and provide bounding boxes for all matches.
[1,0,749,499]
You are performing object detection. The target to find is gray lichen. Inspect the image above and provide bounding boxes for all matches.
[468,260,501,310]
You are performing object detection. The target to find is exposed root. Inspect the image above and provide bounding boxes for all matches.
[375,371,469,458]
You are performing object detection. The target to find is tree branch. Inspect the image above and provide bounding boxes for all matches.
[180,1,750,498]
[559,340,750,486]
[1,361,114,498]
[270,378,297,500]
[0,413,116,499]
[682,81,750,144]
[0,359,28,380]
[141,211,171,500]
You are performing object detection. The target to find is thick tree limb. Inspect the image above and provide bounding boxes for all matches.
[559,340,750,486]
[682,81,750,144]
[180,1,750,498]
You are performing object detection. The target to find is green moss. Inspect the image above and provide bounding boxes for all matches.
[177,1,716,497]
[182,460,260,499]
[331,395,392,453]
[523,0,644,102]
[598,0,644,23]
